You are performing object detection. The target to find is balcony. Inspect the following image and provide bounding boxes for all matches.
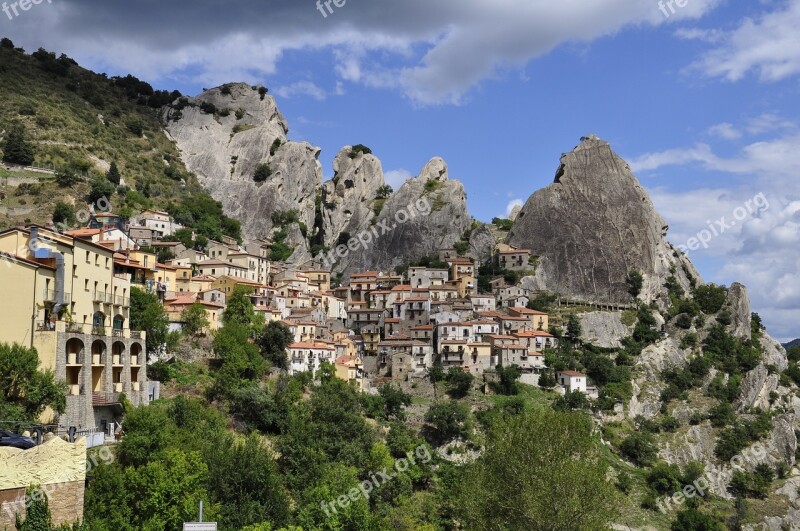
[114,295,130,307]
[92,291,106,303]
[36,321,55,332]
[92,327,106,336]
[130,330,142,340]
[112,329,124,338]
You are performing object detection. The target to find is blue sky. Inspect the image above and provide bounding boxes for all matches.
[2,0,798,340]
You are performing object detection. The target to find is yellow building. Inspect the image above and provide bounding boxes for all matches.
[164,295,224,333]
[211,275,262,295]
[0,226,148,430]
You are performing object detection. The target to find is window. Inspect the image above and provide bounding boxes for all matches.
[85,250,90,263]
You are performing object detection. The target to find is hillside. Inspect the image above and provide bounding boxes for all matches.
[0,40,240,242]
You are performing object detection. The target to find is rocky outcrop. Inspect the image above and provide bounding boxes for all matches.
[738,364,781,411]
[579,311,630,349]
[726,283,752,340]
[320,147,386,249]
[761,335,790,372]
[164,83,320,241]
[336,157,471,276]
[468,225,496,264]
[507,135,700,304]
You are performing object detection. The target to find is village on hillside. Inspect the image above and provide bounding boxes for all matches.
[0,207,600,433]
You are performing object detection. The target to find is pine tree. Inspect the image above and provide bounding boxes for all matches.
[106,161,121,185]
[2,123,35,165]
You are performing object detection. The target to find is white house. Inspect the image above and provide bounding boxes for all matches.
[287,342,336,375]
[558,370,587,393]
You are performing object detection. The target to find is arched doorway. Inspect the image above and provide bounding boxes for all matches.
[65,338,83,396]
[91,340,106,392]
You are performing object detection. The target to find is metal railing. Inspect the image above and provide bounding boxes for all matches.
[43,289,72,304]
[36,321,55,331]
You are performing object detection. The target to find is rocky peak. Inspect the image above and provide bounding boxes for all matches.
[336,157,470,276]
[509,135,699,304]
[163,84,320,242]
[321,147,386,249]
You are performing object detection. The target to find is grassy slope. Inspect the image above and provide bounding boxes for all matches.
[0,43,211,230]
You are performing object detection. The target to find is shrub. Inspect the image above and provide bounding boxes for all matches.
[258,86,268,100]
[491,217,514,231]
[620,432,657,466]
[200,101,217,114]
[253,163,272,183]
[270,138,282,156]
[348,144,372,157]
[693,284,728,314]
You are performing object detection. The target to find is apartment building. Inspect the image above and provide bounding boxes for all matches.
[0,226,148,430]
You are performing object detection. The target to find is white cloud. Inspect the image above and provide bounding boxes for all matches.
[686,0,800,82]
[635,124,800,341]
[707,122,742,140]
[273,81,328,101]
[504,198,524,218]
[1,0,721,106]
[385,169,413,189]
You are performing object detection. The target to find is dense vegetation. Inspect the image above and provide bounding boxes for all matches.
[0,42,239,241]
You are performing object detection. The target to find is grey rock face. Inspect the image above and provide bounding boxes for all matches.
[738,364,780,411]
[579,311,630,349]
[321,148,386,249]
[164,83,320,241]
[468,225,496,264]
[335,157,471,276]
[761,335,790,372]
[726,282,752,340]
[507,135,699,304]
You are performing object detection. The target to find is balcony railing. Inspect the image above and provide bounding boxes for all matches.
[130,331,142,340]
[66,322,83,333]
[92,326,106,336]
[36,321,55,332]
[114,295,130,307]
[112,329,124,338]
[93,291,105,303]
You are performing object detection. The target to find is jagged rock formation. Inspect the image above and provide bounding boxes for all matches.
[320,147,386,249]
[337,157,471,276]
[726,282,752,340]
[507,135,700,304]
[468,225,496,264]
[163,83,320,242]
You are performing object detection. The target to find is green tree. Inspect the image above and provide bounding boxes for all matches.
[0,343,66,422]
[223,286,256,328]
[180,302,209,337]
[87,176,115,204]
[446,366,474,398]
[129,287,168,355]
[376,184,393,199]
[426,364,445,399]
[212,323,267,396]
[52,201,76,226]
[494,364,522,395]
[459,410,618,530]
[627,270,644,299]
[566,314,582,345]
[379,383,412,421]
[693,284,728,314]
[424,400,470,445]
[106,161,121,185]
[2,123,35,165]
[620,431,657,466]
[258,321,294,369]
